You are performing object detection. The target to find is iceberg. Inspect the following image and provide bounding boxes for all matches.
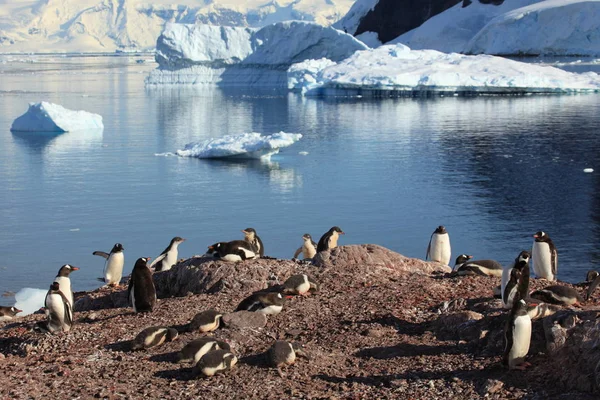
[14,287,47,316]
[10,102,104,133]
[146,21,368,86]
[175,132,302,160]
[288,44,600,96]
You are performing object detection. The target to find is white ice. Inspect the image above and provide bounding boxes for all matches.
[176,132,302,159]
[10,102,104,133]
[288,43,600,96]
[14,287,47,316]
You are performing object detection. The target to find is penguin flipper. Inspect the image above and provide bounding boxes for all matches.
[93,251,110,259]
[293,247,302,259]
[149,253,167,269]
[551,249,558,278]
[425,233,433,260]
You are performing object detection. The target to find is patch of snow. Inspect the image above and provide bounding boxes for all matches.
[176,132,302,160]
[333,0,379,35]
[299,151,309,155]
[10,102,104,132]
[355,31,381,48]
[288,44,600,96]
[14,287,47,316]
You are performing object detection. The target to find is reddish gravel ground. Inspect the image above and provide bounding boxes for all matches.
[1,246,598,399]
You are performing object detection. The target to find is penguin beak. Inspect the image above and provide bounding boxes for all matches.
[208,246,214,251]
[15,309,22,313]
[340,231,345,235]
[72,267,80,271]
[533,234,539,238]
[467,255,473,260]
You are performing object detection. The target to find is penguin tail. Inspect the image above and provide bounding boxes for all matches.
[96,277,106,283]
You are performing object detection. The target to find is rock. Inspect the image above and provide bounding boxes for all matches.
[433,311,484,341]
[477,379,504,396]
[74,288,129,312]
[222,311,267,329]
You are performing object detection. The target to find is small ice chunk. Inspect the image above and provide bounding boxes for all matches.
[14,287,48,316]
[299,151,309,156]
[584,168,594,173]
[10,101,104,132]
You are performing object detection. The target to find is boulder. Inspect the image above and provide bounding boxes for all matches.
[222,311,267,329]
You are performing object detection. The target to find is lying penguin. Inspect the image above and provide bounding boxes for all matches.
[0,306,22,322]
[236,292,285,315]
[452,254,503,277]
[188,309,223,333]
[194,349,237,377]
[130,326,178,351]
[267,340,310,377]
[526,303,561,320]
[282,274,319,296]
[178,337,231,364]
[207,241,257,262]
[530,285,583,306]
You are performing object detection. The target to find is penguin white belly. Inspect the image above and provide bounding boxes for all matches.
[296,281,311,295]
[429,234,451,265]
[532,242,554,280]
[54,277,73,307]
[105,252,125,285]
[509,315,531,367]
[161,250,178,271]
[194,343,217,364]
[258,305,283,315]
[46,293,65,328]
[285,343,297,364]
[303,243,316,259]
[239,247,257,260]
[221,254,243,262]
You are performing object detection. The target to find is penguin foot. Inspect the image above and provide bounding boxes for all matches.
[513,362,532,370]
[276,367,285,378]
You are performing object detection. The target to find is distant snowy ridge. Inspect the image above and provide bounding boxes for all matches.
[146,21,368,86]
[332,0,379,35]
[176,132,302,159]
[288,44,600,96]
[10,102,104,132]
[0,0,353,53]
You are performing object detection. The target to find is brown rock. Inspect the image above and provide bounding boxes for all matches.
[222,311,267,329]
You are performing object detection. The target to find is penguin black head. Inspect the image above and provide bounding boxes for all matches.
[533,231,546,239]
[434,226,447,234]
[330,226,345,235]
[135,257,151,267]
[50,282,60,291]
[171,237,185,245]
[302,233,312,240]
[242,228,257,239]
[10,306,22,315]
[57,264,80,277]
[112,243,125,252]
[516,251,531,263]
[455,254,473,265]
[586,270,599,282]
[166,328,179,341]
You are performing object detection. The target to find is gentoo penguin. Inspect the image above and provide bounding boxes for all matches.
[453,255,503,277]
[194,349,238,377]
[268,340,310,377]
[93,243,125,286]
[587,272,600,300]
[236,292,285,315]
[530,285,583,306]
[44,282,73,333]
[503,298,532,370]
[501,251,531,309]
[282,274,319,296]
[178,337,231,364]
[207,241,257,262]
[426,226,451,266]
[531,231,558,281]
[127,257,156,313]
[242,228,264,257]
[0,306,22,322]
[53,264,79,309]
[317,226,345,253]
[131,326,178,350]
[150,237,185,272]
[586,270,599,283]
[293,234,317,260]
[188,309,223,333]
[526,303,561,320]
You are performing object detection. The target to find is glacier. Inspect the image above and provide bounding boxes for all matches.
[10,102,104,132]
[14,288,47,316]
[332,0,379,35]
[175,132,302,159]
[145,21,368,86]
[288,44,600,96]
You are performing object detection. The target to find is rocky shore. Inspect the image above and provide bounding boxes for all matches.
[1,245,599,399]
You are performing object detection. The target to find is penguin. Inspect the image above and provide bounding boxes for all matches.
[0,306,22,322]
[531,231,558,281]
[501,251,530,309]
[317,226,345,253]
[242,228,264,257]
[586,270,599,283]
[453,255,503,277]
[503,298,532,370]
[282,274,319,296]
[426,226,451,266]
[150,237,185,272]
[188,309,223,333]
[236,292,285,315]
[130,326,178,350]
[526,303,561,320]
[267,340,310,377]
[93,243,125,286]
[53,264,79,309]
[530,285,583,306]
[127,257,156,313]
[207,241,257,262]
[194,349,237,377]
[293,234,317,260]
[44,282,73,333]
[587,272,600,300]
[177,337,231,364]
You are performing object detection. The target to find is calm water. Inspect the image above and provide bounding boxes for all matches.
[1,55,600,301]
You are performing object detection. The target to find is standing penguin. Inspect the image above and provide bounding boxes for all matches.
[93,243,125,286]
[236,292,285,315]
[0,306,22,322]
[150,237,185,272]
[44,282,73,333]
[503,298,532,370]
[531,231,558,281]
[501,251,531,309]
[293,234,317,260]
[317,226,345,253]
[127,257,156,313]
[267,340,310,377]
[242,228,264,257]
[426,226,451,266]
[53,264,79,309]
[130,326,178,350]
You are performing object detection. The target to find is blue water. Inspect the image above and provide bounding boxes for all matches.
[1,55,600,301]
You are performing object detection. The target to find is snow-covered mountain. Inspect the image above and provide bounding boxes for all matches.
[0,0,353,53]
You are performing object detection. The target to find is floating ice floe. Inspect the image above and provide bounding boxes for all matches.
[10,101,104,132]
[288,44,600,97]
[175,132,302,160]
[14,287,48,316]
[584,168,594,173]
